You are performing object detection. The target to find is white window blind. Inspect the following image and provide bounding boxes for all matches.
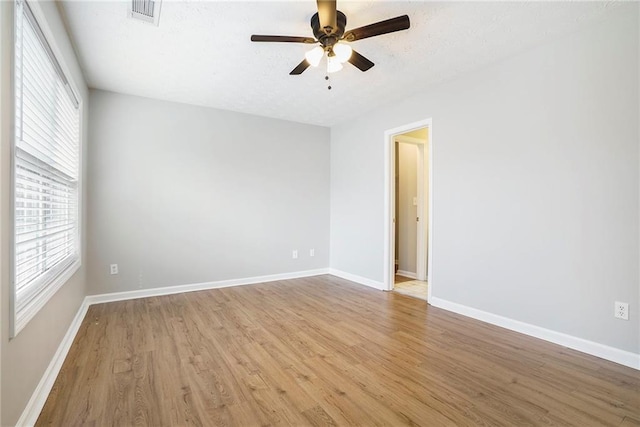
[12,0,81,336]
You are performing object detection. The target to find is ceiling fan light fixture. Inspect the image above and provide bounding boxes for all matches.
[327,55,343,73]
[305,46,324,67]
[250,1,411,76]
[333,42,352,63]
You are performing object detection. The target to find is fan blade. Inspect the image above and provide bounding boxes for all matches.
[251,35,316,43]
[316,0,337,34]
[343,15,410,41]
[290,59,311,75]
[348,50,374,72]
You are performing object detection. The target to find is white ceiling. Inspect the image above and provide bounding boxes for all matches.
[59,1,622,127]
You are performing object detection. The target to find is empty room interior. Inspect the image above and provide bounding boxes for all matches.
[0,0,639,425]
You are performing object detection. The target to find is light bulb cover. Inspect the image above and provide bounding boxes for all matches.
[305,46,324,67]
[333,42,352,63]
[327,55,343,73]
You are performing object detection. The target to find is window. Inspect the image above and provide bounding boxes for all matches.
[11,0,81,336]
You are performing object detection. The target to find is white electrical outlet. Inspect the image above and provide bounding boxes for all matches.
[292,250,298,259]
[310,249,315,257]
[614,301,629,320]
[110,264,118,275]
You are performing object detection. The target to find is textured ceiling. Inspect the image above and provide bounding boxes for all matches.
[59,1,622,127]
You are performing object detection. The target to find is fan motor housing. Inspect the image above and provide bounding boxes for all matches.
[311,11,347,47]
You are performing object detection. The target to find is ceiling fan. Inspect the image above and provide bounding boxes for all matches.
[250,0,410,75]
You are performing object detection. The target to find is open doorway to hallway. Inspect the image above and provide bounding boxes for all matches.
[393,128,428,300]
[384,118,432,301]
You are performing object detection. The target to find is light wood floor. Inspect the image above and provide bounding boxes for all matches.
[394,279,428,300]
[37,275,639,426]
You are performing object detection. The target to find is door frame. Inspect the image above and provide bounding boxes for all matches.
[383,118,433,301]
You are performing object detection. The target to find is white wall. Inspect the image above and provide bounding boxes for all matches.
[0,2,88,425]
[87,90,330,295]
[397,142,418,274]
[330,5,639,354]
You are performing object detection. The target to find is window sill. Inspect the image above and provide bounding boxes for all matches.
[12,258,82,338]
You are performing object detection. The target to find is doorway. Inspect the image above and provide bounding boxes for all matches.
[384,119,433,302]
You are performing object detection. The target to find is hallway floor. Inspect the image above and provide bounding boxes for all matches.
[394,276,428,300]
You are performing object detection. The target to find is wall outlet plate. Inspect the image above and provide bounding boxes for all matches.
[614,301,629,320]
[110,264,118,275]
[292,250,298,259]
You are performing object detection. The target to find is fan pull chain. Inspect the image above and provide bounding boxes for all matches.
[325,75,332,90]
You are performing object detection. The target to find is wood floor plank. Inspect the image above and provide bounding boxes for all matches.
[36,275,640,426]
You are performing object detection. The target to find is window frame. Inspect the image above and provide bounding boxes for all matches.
[10,0,83,338]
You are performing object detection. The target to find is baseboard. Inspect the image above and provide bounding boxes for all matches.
[397,270,417,279]
[16,298,90,427]
[86,268,331,305]
[328,268,385,290]
[429,297,640,370]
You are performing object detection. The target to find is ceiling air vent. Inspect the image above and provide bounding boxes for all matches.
[129,0,162,26]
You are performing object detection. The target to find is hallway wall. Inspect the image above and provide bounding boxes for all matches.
[397,142,418,275]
